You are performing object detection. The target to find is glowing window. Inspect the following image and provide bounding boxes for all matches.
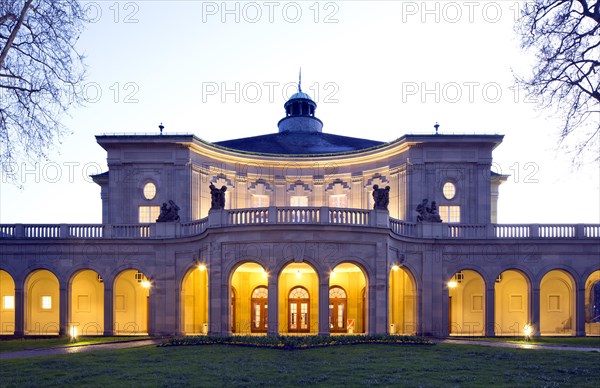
[143,182,157,200]
[329,194,347,208]
[3,295,14,310]
[443,182,456,200]
[439,205,461,223]
[41,296,52,310]
[290,196,308,207]
[252,194,269,208]
[139,205,160,223]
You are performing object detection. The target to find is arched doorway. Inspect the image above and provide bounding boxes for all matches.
[0,270,15,334]
[389,266,417,335]
[70,270,104,335]
[181,265,208,335]
[329,286,347,333]
[114,269,149,335]
[251,286,268,333]
[288,286,310,333]
[585,270,600,336]
[279,262,318,334]
[495,269,530,336]
[330,262,367,334]
[230,262,267,334]
[448,270,485,336]
[540,270,575,336]
[26,269,60,335]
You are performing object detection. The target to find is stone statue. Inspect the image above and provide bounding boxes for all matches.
[209,184,227,210]
[372,184,391,210]
[416,198,442,223]
[156,200,180,222]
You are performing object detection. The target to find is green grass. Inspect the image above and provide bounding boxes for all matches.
[0,336,149,353]
[458,337,600,348]
[1,343,599,387]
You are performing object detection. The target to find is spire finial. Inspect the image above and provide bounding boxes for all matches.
[298,67,302,93]
[159,122,164,135]
[434,122,440,135]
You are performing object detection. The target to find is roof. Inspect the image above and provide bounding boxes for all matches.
[214,131,385,155]
[288,91,313,101]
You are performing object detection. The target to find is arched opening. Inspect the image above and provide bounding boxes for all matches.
[388,266,417,335]
[494,269,530,336]
[230,262,267,335]
[540,270,575,336]
[0,270,15,334]
[114,269,149,335]
[70,270,104,335]
[330,263,367,334]
[181,265,208,335]
[585,270,600,336]
[25,269,60,335]
[279,262,318,334]
[448,270,485,336]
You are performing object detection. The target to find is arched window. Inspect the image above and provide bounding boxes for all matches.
[329,286,347,333]
[289,287,309,333]
[251,286,268,333]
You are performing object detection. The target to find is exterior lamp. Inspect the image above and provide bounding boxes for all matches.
[70,326,78,342]
[262,270,268,278]
[141,279,151,288]
[330,269,336,278]
[447,280,458,289]
[198,264,207,271]
[523,323,532,340]
[391,264,400,272]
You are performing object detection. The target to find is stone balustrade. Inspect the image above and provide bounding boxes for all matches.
[0,207,597,240]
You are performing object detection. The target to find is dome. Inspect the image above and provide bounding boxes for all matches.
[288,91,313,101]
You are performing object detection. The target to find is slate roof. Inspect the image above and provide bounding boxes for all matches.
[214,131,385,155]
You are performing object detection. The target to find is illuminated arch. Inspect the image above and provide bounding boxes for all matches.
[494,269,530,336]
[113,269,150,335]
[389,265,417,335]
[70,269,104,336]
[585,270,600,336]
[447,269,486,336]
[25,269,60,335]
[230,262,268,335]
[330,262,368,334]
[181,264,208,335]
[0,270,16,335]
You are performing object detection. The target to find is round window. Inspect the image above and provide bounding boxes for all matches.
[143,182,157,200]
[442,182,456,200]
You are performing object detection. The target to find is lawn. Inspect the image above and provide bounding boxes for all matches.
[452,336,600,348]
[1,343,598,387]
[0,336,149,353]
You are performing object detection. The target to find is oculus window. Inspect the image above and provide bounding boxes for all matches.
[143,182,157,200]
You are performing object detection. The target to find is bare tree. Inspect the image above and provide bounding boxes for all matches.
[515,0,599,163]
[0,0,87,181]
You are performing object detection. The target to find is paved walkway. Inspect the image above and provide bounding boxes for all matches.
[439,338,600,352]
[1,338,598,359]
[0,339,163,360]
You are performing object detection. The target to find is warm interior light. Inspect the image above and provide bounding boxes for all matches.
[262,270,268,278]
[330,269,336,278]
[141,280,151,288]
[391,265,400,272]
[447,280,458,288]
[198,264,206,271]
[296,270,301,279]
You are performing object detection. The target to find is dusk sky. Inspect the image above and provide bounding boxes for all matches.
[1,1,598,224]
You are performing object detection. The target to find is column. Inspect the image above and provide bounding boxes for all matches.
[59,285,68,336]
[103,286,114,336]
[485,286,495,336]
[14,286,24,337]
[531,286,540,336]
[267,276,279,336]
[575,286,586,336]
[318,278,329,336]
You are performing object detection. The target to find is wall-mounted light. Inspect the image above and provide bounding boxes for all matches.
[455,271,464,283]
[496,274,502,283]
[296,270,301,279]
[97,274,104,283]
[198,264,207,272]
[391,264,400,272]
[262,270,268,278]
[135,271,144,283]
[330,269,336,278]
[447,280,458,289]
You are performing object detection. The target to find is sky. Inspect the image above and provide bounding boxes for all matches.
[0,0,598,224]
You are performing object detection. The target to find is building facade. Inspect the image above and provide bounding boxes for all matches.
[0,89,599,338]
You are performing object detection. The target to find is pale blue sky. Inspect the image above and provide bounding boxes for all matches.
[1,1,598,224]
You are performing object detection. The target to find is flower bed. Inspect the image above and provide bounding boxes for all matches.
[159,335,433,350]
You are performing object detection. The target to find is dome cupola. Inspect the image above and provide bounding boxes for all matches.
[277,71,323,133]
